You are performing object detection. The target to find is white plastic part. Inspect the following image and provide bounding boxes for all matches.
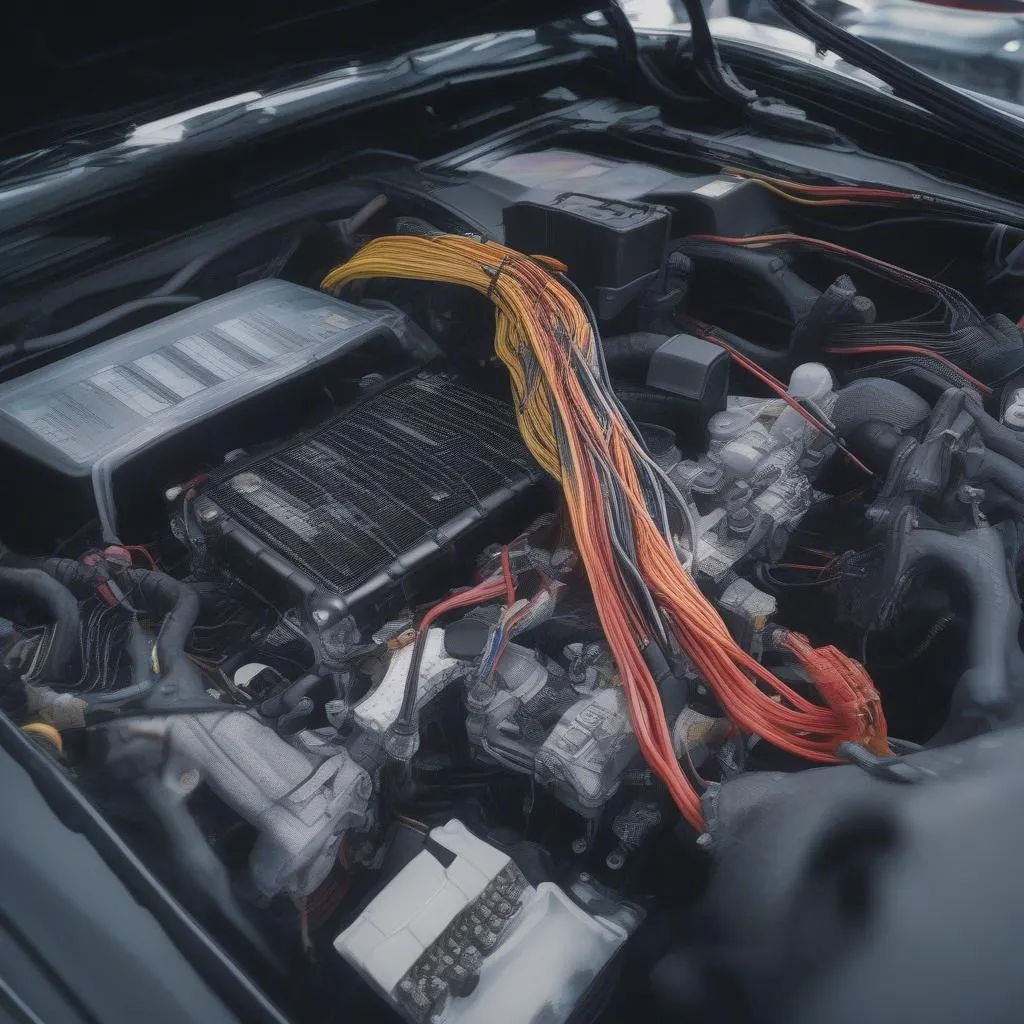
[787,361,833,401]
[353,628,461,735]
[233,662,271,690]
[1003,389,1024,430]
[334,820,638,1024]
[335,820,511,994]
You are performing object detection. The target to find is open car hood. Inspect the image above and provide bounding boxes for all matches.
[2,1,594,148]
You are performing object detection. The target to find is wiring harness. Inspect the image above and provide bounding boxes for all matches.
[322,235,890,830]
[682,231,1016,394]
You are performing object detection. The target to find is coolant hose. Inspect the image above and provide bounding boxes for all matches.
[832,378,932,470]
[976,450,1024,507]
[896,525,1023,720]
[0,567,79,685]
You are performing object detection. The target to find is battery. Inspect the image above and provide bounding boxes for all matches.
[0,280,414,547]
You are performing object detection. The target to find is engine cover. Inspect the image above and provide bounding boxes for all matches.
[188,371,543,622]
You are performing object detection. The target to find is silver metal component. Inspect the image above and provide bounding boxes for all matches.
[533,686,639,817]
[605,849,626,870]
[196,501,220,523]
[354,628,464,737]
[611,799,662,852]
[229,471,262,493]
[668,363,838,584]
[672,707,731,769]
[23,683,88,730]
[133,710,372,897]
[466,644,638,818]
[1003,388,1024,430]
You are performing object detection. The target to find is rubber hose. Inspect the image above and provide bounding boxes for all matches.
[976,451,1024,506]
[39,560,205,708]
[898,525,1022,718]
[0,567,80,685]
[601,332,672,384]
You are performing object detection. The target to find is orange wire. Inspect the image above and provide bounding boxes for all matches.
[322,236,891,833]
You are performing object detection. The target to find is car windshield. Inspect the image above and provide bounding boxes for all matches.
[624,0,1024,105]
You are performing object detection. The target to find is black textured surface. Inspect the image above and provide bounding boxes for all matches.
[201,372,542,615]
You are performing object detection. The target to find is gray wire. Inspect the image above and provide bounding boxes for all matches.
[0,294,200,363]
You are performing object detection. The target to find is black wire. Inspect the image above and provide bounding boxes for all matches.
[800,214,1000,233]
[551,268,701,557]
[0,295,200,364]
[601,2,713,108]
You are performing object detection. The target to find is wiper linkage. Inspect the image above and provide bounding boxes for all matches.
[602,0,843,144]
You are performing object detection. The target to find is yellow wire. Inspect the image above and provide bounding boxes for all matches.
[21,722,63,754]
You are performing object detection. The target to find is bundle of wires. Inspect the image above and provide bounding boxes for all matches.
[721,168,915,207]
[683,232,1001,394]
[322,236,890,831]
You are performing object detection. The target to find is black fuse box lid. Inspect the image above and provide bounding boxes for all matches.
[503,193,670,320]
[647,333,730,425]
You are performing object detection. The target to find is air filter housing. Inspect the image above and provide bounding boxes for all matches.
[190,371,544,621]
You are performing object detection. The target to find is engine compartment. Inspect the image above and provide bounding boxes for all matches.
[3,127,1024,1022]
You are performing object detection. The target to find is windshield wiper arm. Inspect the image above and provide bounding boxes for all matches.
[767,0,1024,171]
[602,1,844,144]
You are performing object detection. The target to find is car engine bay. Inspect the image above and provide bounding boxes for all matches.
[3,119,1024,1022]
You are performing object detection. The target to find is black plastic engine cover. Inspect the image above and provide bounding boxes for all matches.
[189,371,544,621]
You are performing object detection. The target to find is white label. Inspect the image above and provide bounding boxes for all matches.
[173,335,246,380]
[694,178,740,198]
[215,317,286,360]
[132,353,204,399]
[16,403,98,461]
[291,306,356,342]
[88,366,171,418]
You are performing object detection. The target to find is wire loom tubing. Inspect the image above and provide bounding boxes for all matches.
[322,236,889,831]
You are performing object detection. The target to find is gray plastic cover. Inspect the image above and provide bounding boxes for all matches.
[131,709,373,897]
[0,280,406,539]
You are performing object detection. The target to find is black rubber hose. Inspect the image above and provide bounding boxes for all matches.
[601,332,672,385]
[966,392,1024,466]
[976,451,1024,507]
[896,526,1022,719]
[0,567,80,686]
[39,560,206,709]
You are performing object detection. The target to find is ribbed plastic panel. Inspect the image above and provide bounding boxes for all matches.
[200,372,542,615]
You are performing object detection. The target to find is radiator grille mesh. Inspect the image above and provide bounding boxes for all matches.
[205,373,538,599]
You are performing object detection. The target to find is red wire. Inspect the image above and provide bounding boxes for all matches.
[500,546,516,607]
[686,232,948,292]
[697,332,876,477]
[685,234,994,395]
[823,344,992,395]
[418,576,507,634]
[124,545,157,570]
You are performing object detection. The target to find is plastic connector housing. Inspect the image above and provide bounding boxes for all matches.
[646,332,729,426]
[334,820,640,1024]
[503,193,670,319]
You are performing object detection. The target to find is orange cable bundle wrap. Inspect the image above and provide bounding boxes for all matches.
[322,235,890,831]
